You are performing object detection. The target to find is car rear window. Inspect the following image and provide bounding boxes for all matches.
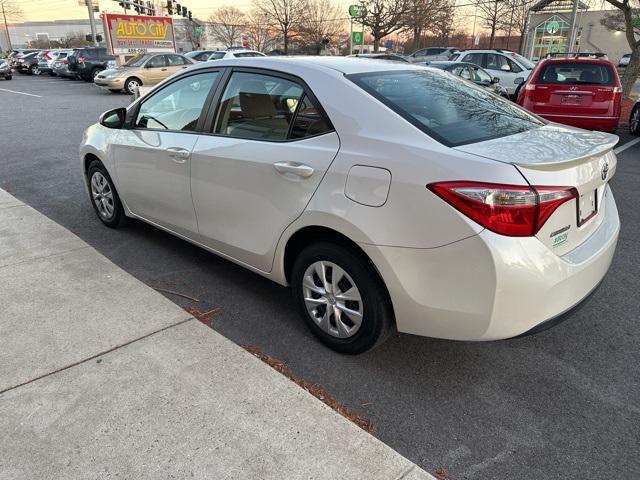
[349,69,543,147]
[209,52,225,60]
[537,62,614,85]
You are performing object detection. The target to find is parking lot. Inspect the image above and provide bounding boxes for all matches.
[1,73,639,479]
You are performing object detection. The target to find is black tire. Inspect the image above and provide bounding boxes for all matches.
[29,64,38,75]
[86,160,128,228]
[5,75,11,80]
[630,105,640,136]
[291,242,394,354]
[49,72,56,76]
[124,77,141,95]
[91,68,102,80]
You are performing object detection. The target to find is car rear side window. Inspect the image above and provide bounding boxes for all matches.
[463,52,484,66]
[210,52,225,60]
[350,69,543,147]
[537,62,615,85]
[135,71,219,132]
[214,72,305,141]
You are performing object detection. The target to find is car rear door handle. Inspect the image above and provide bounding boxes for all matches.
[273,161,314,178]
[167,147,190,163]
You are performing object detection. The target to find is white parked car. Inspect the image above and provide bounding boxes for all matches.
[408,47,459,63]
[453,49,535,96]
[208,49,266,60]
[80,58,620,353]
[618,53,631,67]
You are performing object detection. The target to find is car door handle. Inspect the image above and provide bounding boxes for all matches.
[273,161,314,178]
[167,147,190,163]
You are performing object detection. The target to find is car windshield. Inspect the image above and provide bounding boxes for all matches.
[508,52,535,70]
[538,62,615,85]
[124,54,152,67]
[209,52,225,60]
[349,69,543,147]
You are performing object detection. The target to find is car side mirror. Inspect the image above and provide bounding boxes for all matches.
[514,77,525,85]
[491,77,500,84]
[99,107,126,129]
[500,64,511,72]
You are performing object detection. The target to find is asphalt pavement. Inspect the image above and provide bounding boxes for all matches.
[1,74,639,480]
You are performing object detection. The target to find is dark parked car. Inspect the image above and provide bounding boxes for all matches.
[427,61,509,97]
[349,53,410,62]
[67,47,115,81]
[0,59,12,80]
[15,51,40,74]
[185,50,217,62]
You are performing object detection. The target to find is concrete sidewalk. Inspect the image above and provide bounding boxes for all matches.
[0,188,435,480]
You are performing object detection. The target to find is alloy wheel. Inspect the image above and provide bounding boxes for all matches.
[126,79,139,94]
[302,260,363,339]
[90,172,115,220]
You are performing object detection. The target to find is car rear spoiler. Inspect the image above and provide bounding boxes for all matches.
[545,52,607,59]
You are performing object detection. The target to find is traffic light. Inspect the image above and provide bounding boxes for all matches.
[188,10,192,20]
[118,1,130,10]
[181,6,187,17]
[133,0,141,14]
[176,3,181,14]
[166,1,173,15]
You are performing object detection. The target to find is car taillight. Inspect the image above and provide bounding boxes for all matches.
[78,56,85,63]
[62,59,68,64]
[427,182,577,237]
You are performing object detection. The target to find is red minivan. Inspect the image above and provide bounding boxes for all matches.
[517,57,622,132]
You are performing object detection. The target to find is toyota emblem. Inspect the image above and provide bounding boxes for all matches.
[601,162,609,181]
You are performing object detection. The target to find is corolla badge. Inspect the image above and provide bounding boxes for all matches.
[601,162,609,181]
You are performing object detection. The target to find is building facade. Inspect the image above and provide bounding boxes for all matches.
[522,1,630,64]
[0,19,106,51]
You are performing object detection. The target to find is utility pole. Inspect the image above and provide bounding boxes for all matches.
[85,0,99,46]
[1,2,13,51]
[359,0,365,52]
[567,0,579,52]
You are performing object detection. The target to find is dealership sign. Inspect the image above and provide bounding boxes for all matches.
[102,13,176,55]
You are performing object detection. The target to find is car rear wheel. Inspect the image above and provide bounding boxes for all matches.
[124,77,141,95]
[630,105,640,136]
[291,242,394,354]
[87,161,128,228]
[91,68,102,80]
[30,64,39,75]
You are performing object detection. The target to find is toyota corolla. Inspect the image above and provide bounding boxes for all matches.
[80,58,620,353]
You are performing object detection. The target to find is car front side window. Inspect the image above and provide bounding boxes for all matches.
[135,71,219,132]
[146,55,166,68]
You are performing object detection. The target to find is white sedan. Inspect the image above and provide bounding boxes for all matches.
[80,57,620,353]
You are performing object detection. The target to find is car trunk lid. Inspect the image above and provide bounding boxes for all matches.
[454,125,617,254]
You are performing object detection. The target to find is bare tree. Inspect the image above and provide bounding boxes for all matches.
[402,0,444,49]
[0,0,22,51]
[297,0,344,54]
[209,7,246,49]
[475,0,509,48]
[254,0,305,54]
[246,10,278,52]
[362,0,407,52]
[600,4,640,98]
[499,0,536,52]
[58,31,92,48]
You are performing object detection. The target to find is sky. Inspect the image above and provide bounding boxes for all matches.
[11,0,353,22]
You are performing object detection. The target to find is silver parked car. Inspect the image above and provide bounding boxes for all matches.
[80,57,619,353]
[408,47,458,63]
[0,58,12,80]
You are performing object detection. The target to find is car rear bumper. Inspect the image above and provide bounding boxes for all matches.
[541,113,620,132]
[360,186,619,341]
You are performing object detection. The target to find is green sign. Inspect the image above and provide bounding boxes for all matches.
[348,4,367,17]
[546,20,560,35]
[352,31,364,44]
[195,27,204,38]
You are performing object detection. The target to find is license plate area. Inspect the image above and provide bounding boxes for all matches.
[561,94,582,105]
[577,189,598,226]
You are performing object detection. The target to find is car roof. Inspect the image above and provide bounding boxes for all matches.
[191,56,426,75]
[537,57,615,65]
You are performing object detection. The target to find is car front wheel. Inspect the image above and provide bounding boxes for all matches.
[292,242,394,354]
[124,77,141,95]
[630,105,640,136]
[87,161,127,228]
